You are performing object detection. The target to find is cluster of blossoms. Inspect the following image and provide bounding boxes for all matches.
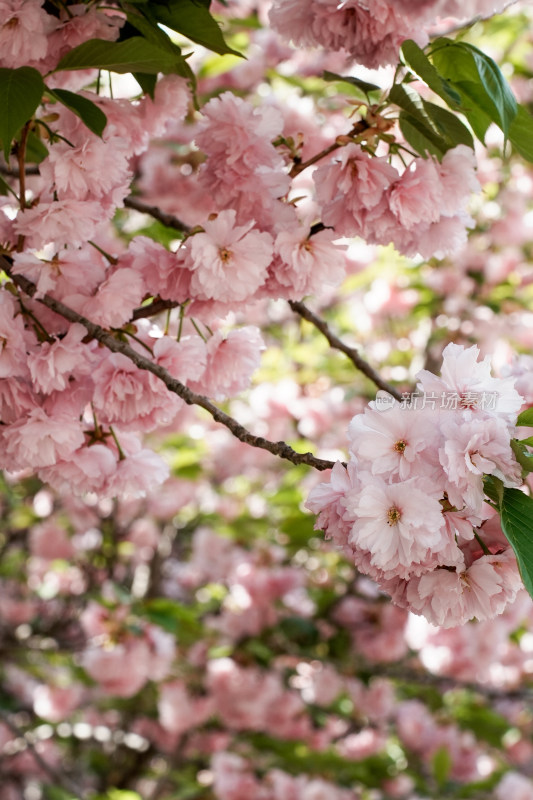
[269,0,512,68]
[307,343,526,627]
[2,0,533,799]
[4,477,533,799]
[0,2,482,500]
[314,143,480,258]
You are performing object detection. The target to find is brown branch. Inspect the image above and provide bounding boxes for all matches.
[0,163,40,177]
[123,197,191,234]
[0,709,85,798]
[289,300,403,402]
[289,120,371,178]
[290,141,342,178]
[366,660,533,703]
[131,297,180,322]
[2,257,336,472]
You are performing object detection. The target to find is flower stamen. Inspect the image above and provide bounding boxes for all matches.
[387,506,402,526]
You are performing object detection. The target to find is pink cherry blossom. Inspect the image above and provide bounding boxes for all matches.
[348,405,440,481]
[14,199,107,249]
[158,680,213,735]
[27,323,94,394]
[123,237,193,302]
[305,461,359,552]
[407,550,521,627]
[0,0,56,69]
[437,144,481,215]
[0,378,38,425]
[64,267,145,329]
[3,408,85,469]
[389,158,444,230]
[495,772,533,800]
[82,637,152,698]
[0,291,32,379]
[269,0,427,69]
[154,335,207,383]
[190,327,265,401]
[314,144,399,236]
[196,91,289,190]
[187,210,274,302]
[39,443,118,496]
[39,136,132,203]
[207,658,310,739]
[107,447,170,499]
[29,520,74,560]
[274,225,347,296]
[416,342,523,424]
[33,684,84,723]
[440,415,522,515]
[91,352,180,432]
[345,476,447,576]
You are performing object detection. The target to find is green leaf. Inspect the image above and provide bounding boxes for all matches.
[45,87,107,137]
[0,173,18,199]
[401,39,461,106]
[449,696,512,747]
[133,72,157,97]
[24,130,49,164]
[511,440,533,474]
[519,437,533,447]
[391,84,473,155]
[279,617,320,646]
[133,72,157,100]
[483,475,504,506]
[460,41,517,134]
[431,39,517,136]
[322,70,381,96]
[452,80,502,141]
[508,104,533,163]
[432,745,452,788]
[56,37,189,76]
[422,101,474,150]
[0,67,45,161]
[398,113,445,158]
[123,4,195,87]
[149,0,242,56]
[517,406,533,426]
[124,5,180,50]
[500,487,533,600]
[141,598,204,643]
[43,788,79,800]
[390,84,451,158]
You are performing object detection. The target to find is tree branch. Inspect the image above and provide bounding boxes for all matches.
[131,297,180,321]
[0,163,40,177]
[2,257,336,472]
[365,660,533,703]
[123,197,191,234]
[288,300,403,402]
[0,709,85,798]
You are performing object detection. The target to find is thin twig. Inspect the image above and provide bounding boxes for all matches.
[0,163,40,177]
[0,708,85,798]
[123,197,191,234]
[289,119,371,178]
[16,124,30,254]
[2,257,336,472]
[366,661,533,703]
[289,300,403,401]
